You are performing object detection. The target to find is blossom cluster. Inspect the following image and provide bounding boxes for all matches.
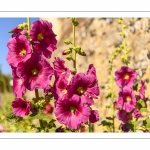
[6,19,100,131]
[114,66,147,132]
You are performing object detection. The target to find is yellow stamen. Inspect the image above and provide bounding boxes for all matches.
[70,106,76,113]
[62,89,67,94]
[124,74,129,80]
[126,96,131,102]
[31,68,38,76]
[77,87,85,94]
[19,49,26,56]
[37,33,44,41]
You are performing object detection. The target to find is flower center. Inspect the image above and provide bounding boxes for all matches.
[126,96,131,102]
[19,49,26,56]
[37,33,44,41]
[124,74,129,80]
[62,89,67,94]
[77,87,85,94]
[70,106,76,113]
[31,68,38,76]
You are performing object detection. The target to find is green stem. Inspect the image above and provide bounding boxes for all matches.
[35,89,39,100]
[72,19,76,71]
[89,121,91,132]
[27,17,30,31]
[110,63,115,132]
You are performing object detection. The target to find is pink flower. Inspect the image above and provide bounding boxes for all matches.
[132,109,141,118]
[0,125,6,132]
[16,54,53,91]
[68,64,100,105]
[89,110,99,123]
[30,20,57,59]
[12,98,31,117]
[6,35,32,67]
[54,95,91,129]
[53,57,70,79]
[139,80,146,100]
[115,66,137,87]
[114,86,136,112]
[51,75,68,101]
[117,110,132,123]
[11,67,26,98]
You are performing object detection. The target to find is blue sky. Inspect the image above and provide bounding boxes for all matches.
[0,18,39,75]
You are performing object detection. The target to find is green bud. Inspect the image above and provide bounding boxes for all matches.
[62,48,72,55]
[78,49,86,56]
[72,20,79,26]
[66,55,73,61]
[74,46,81,52]
[64,39,72,45]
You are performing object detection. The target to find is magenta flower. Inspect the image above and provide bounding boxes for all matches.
[30,20,57,59]
[12,98,31,117]
[51,75,68,101]
[132,109,141,118]
[68,64,99,105]
[12,67,26,98]
[117,110,132,123]
[54,95,91,129]
[139,80,146,100]
[115,66,137,87]
[89,110,99,123]
[53,57,70,79]
[16,54,53,91]
[114,86,136,112]
[6,35,32,67]
[10,26,27,38]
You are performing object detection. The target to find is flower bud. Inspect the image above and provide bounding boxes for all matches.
[62,48,72,55]
[64,39,72,45]
[71,68,77,75]
[77,49,86,56]
[66,55,73,61]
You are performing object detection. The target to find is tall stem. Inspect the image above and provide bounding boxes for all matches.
[35,89,39,100]
[89,121,91,132]
[72,20,76,71]
[27,18,30,31]
[111,63,115,132]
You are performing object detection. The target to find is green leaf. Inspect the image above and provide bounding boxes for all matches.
[140,108,149,113]
[106,93,112,99]
[100,120,113,127]
[137,99,146,108]
[106,117,113,120]
[132,83,138,91]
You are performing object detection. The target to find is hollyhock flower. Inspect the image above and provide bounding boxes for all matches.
[114,86,136,112]
[51,75,68,101]
[53,57,70,79]
[68,64,99,105]
[0,125,5,132]
[10,26,27,38]
[12,98,31,117]
[54,95,91,129]
[16,54,53,91]
[132,109,141,118]
[89,110,99,123]
[30,20,57,59]
[117,110,132,123]
[115,66,137,87]
[11,67,26,98]
[139,80,146,100]
[6,35,32,67]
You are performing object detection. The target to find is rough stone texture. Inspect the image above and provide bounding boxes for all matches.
[26,18,150,132]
